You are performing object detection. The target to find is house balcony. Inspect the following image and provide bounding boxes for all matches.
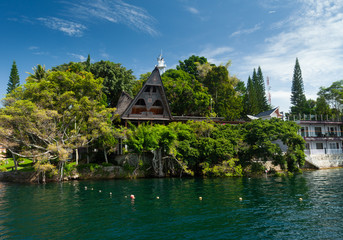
[303,135,343,141]
[305,149,343,155]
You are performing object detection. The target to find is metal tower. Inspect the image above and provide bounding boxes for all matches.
[267,76,271,105]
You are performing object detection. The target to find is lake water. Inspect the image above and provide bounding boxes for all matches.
[1,169,343,240]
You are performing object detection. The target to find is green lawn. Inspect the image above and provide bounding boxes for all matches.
[0,158,34,172]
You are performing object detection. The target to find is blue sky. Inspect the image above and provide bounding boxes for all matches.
[1,0,343,113]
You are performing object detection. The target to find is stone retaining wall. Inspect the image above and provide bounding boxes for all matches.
[305,154,343,169]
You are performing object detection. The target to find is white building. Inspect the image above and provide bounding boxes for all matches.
[296,119,343,155]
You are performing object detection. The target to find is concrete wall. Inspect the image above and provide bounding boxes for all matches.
[305,154,343,169]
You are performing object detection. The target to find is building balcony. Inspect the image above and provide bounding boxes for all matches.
[305,149,343,155]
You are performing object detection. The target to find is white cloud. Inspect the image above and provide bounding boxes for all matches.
[28,46,39,50]
[186,7,199,14]
[236,0,343,112]
[69,53,87,62]
[199,46,234,64]
[68,0,158,36]
[37,17,86,37]
[231,24,262,37]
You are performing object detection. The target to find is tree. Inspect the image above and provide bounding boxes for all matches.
[27,64,47,81]
[203,65,243,120]
[255,66,269,112]
[0,70,116,179]
[162,69,212,116]
[317,80,343,115]
[290,58,307,114]
[90,61,136,108]
[315,95,331,115]
[176,55,208,80]
[240,118,305,172]
[7,61,20,94]
[244,76,259,115]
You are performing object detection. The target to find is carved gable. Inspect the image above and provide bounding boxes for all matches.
[121,67,172,121]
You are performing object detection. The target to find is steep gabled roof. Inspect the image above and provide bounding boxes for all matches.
[251,106,282,120]
[115,91,133,115]
[120,67,173,121]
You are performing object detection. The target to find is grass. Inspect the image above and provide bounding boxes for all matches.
[0,158,34,172]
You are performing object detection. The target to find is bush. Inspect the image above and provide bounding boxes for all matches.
[0,166,7,172]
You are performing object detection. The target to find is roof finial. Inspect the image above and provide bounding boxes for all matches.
[156,50,166,74]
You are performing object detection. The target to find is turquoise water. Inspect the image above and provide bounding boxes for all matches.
[1,169,343,240]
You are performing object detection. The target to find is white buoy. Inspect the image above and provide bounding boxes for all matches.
[156,196,159,199]
[99,190,102,193]
[299,198,303,201]
[239,197,243,201]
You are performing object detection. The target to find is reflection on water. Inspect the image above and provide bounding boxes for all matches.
[0,169,342,240]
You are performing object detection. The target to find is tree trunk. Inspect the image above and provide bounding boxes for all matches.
[42,171,46,184]
[86,147,90,164]
[12,153,18,172]
[59,161,64,181]
[103,146,108,164]
[158,148,163,177]
[75,148,79,166]
[152,148,164,177]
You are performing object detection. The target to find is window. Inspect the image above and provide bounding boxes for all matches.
[315,127,322,137]
[316,143,324,149]
[329,143,338,149]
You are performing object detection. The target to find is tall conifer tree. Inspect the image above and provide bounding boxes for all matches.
[290,58,306,114]
[245,76,258,115]
[7,61,20,94]
[256,66,269,112]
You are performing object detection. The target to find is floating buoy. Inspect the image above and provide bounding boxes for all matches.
[299,198,303,201]
[156,196,159,199]
[99,190,102,193]
[91,188,93,190]
[239,197,243,201]
[110,192,112,195]
[130,194,135,200]
[85,186,87,190]
[125,196,127,198]
[199,197,203,201]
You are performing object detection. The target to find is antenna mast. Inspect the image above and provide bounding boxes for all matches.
[267,76,271,105]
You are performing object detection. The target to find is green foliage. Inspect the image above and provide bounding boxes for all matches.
[7,60,20,94]
[200,159,243,177]
[317,80,343,115]
[90,60,136,108]
[162,69,212,116]
[315,95,331,115]
[176,55,208,80]
[240,118,305,172]
[291,58,307,114]
[64,162,77,175]
[0,69,115,166]
[244,67,270,116]
[77,163,102,173]
[255,67,269,112]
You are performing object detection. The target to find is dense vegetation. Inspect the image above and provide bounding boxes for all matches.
[7,54,342,182]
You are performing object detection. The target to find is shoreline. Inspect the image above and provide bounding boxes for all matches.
[1,166,342,184]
